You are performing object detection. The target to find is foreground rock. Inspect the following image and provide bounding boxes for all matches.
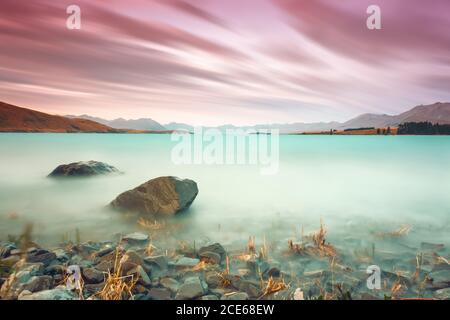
[19,287,78,300]
[110,176,198,216]
[48,161,120,177]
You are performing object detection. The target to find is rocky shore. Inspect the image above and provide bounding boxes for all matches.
[1,221,449,300]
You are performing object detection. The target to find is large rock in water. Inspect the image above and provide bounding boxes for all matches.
[48,161,120,177]
[110,176,198,216]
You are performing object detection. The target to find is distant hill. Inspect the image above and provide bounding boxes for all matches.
[2,101,449,134]
[0,102,120,133]
[338,102,450,130]
[68,115,166,131]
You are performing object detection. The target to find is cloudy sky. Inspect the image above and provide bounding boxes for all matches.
[1,0,449,125]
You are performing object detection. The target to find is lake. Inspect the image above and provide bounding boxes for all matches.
[0,133,449,252]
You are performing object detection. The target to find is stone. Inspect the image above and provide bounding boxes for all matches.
[160,277,180,293]
[110,176,198,216]
[27,249,57,266]
[264,267,281,278]
[19,287,78,300]
[95,260,114,273]
[433,288,450,300]
[0,243,16,259]
[198,243,226,264]
[48,160,120,177]
[122,232,149,245]
[121,250,144,266]
[199,252,221,265]
[44,265,65,276]
[96,247,114,257]
[147,288,172,300]
[175,276,208,300]
[0,255,20,267]
[129,265,151,286]
[221,292,249,300]
[144,255,168,270]
[205,272,221,288]
[82,268,104,284]
[200,294,219,300]
[20,275,53,293]
[174,257,200,268]
[239,280,262,298]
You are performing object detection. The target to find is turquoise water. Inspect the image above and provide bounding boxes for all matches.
[0,133,449,248]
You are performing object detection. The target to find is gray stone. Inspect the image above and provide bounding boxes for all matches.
[174,257,200,268]
[433,288,450,300]
[175,276,208,299]
[144,255,168,270]
[148,288,172,300]
[20,275,53,293]
[122,232,149,245]
[199,252,221,265]
[198,243,226,264]
[200,294,219,300]
[48,161,120,177]
[19,287,78,300]
[110,176,198,216]
[160,277,180,293]
[82,268,104,284]
[0,243,16,259]
[27,249,57,266]
[129,265,151,286]
[221,292,249,300]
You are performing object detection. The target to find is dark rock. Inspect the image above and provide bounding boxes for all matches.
[160,277,180,293]
[20,275,53,293]
[144,255,168,271]
[19,288,78,300]
[198,243,226,264]
[239,280,262,298]
[148,288,172,300]
[421,242,445,251]
[27,249,57,266]
[173,256,200,268]
[128,265,151,286]
[96,247,114,257]
[175,276,208,299]
[434,288,450,300]
[82,268,104,284]
[221,292,249,300]
[48,160,120,177]
[200,294,219,300]
[110,176,198,216]
[84,283,105,296]
[264,267,281,278]
[44,265,65,276]
[122,232,149,245]
[199,251,221,265]
[0,243,16,259]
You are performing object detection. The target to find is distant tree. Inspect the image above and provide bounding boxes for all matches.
[397,122,450,135]
[386,126,391,135]
[376,128,381,135]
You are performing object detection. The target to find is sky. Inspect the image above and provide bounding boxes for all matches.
[0,0,449,126]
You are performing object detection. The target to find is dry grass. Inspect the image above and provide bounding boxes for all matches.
[216,256,232,288]
[288,220,337,258]
[260,276,288,298]
[247,236,256,254]
[373,224,411,239]
[94,244,137,300]
[137,217,165,231]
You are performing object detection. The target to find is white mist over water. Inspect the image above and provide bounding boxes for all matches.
[0,133,449,249]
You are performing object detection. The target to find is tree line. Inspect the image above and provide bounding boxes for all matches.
[397,122,450,135]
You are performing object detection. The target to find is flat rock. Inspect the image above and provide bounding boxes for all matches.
[433,288,450,300]
[110,176,198,216]
[49,161,120,177]
[175,276,208,299]
[174,257,200,268]
[122,232,149,245]
[160,277,180,293]
[221,292,249,300]
[19,287,78,300]
[148,288,172,300]
[198,243,226,264]
[82,268,104,284]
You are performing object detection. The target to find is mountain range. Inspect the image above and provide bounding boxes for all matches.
[1,101,449,133]
[70,102,450,133]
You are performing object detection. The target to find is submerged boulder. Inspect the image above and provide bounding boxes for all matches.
[110,176,198,216]
[48,161,120,177]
